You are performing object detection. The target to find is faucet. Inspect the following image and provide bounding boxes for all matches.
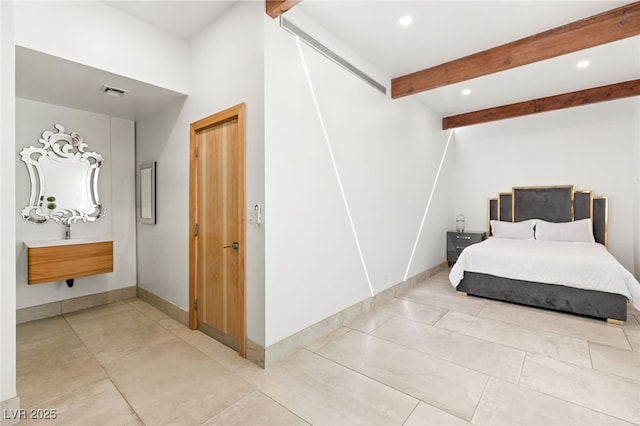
[64,223,71,240]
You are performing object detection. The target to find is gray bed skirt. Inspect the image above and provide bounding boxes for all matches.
[457,272,628,321]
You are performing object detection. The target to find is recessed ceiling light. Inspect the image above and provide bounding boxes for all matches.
[461,88,472,96]
[399,15,413,27]
[576,60,590,69]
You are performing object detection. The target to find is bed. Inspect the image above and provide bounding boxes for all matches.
[449,185,640,324]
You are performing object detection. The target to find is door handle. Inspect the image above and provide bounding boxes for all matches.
[223,241,239,250]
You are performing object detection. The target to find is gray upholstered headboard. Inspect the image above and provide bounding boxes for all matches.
[487,185,608,246]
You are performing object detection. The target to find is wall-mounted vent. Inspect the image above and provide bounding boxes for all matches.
[100,84,129,97]
[280,17,387,95]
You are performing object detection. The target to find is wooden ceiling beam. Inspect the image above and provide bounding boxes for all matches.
[442,79,640,129]
[392,2,640,99]
[266,0,302,19]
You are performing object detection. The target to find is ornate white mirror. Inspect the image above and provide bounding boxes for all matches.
[19,124,105,225]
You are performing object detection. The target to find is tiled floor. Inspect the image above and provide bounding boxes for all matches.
[16,270,640,425]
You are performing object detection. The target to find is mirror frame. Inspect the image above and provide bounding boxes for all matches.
[19,124,105,225]
[138,161,157,225]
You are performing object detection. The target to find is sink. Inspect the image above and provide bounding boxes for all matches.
[24,237,109,248]
[25,238,113,285]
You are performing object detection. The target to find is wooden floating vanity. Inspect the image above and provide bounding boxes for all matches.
[25,239,113,285]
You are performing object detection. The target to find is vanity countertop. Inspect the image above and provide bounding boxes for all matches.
[24,238,112,249]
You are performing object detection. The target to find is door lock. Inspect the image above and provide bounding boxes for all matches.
[223,241,239,250]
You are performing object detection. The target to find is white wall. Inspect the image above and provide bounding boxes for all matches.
[14,1,188,94]
[0,0,17,407]
[452,98,639,276]
[136,1,265,346]
[15,98,136,308]
[264,13,452,346]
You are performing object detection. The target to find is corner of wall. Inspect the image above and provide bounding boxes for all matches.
[1,0,17,406]
[634,98,640,280]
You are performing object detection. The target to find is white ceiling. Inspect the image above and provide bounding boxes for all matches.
[295,0,639,116]
[298,1,632,77]
[16,1,640,120]
[16,47,187,121]
[102,1,238,40]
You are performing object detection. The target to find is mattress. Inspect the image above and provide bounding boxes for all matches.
[449,237,640,311]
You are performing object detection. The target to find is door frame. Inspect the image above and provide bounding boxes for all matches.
[189,102,247,357]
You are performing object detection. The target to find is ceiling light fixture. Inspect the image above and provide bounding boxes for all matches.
[461,88,472,96]
[576,60,590,69]
[399,15,413,27]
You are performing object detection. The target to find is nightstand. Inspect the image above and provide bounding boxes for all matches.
[447,231,486,266]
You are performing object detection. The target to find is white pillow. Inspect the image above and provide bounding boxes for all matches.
[535,218,595,243]
[490,219,536,239]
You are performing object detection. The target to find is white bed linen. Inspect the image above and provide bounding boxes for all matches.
[449,237,640,311]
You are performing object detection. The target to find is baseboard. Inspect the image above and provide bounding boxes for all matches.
[246,339,265,368]
[16,286,137,324]
[264,262,447,367]
[136,287,189,326]
[1,395,21,426]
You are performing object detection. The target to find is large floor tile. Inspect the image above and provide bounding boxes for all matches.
[413,279,458,296]
[626,314,639,329]
[17,321,106,407]
[478,303,631,349]
[375,298,447,325]
[16,316,71,347]
[624,326,640,352]
[64,300,153,331]
[426,271,452,284]
[125,297,172,322]
[317,331,488,421]
[16,340,106,404]
[344,309,393,333]
[590,342,640,381]
[404,402,469,426]
[17,379,142,426]
[203,390,308,426]
[237,349,418,425]
[61,301,134,325]
[473,377,634,425]
[436,312,592,367]
[520,353,640,423]
[105,337,254,425]
[305,326,350,352]
[170,326,249,371]
[66,306,175,364]
[400,288,486,316]
[372,317,524,383]
[157,316,187,331]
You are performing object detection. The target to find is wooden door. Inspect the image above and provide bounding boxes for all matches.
[189,103,246,357]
